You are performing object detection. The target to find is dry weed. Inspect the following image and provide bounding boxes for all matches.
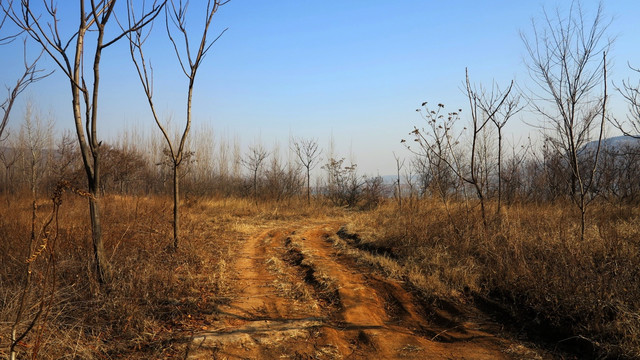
[347,199,640,358]
[0,193,241,358]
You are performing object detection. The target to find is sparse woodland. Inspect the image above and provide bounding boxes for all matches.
[2,1,640,359]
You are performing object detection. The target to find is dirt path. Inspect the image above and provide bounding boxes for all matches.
[185,222,544,359]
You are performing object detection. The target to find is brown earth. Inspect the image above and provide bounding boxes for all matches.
[183,220,548,359]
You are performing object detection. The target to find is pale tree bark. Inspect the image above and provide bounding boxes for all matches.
[5,0,165,283]
[128,0,228,249]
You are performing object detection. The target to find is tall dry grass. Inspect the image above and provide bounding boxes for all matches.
[4,188,637,358]
[345,199,640,358]
[0,192,244,359]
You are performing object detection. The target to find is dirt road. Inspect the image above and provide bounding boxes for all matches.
[185,221,544,359]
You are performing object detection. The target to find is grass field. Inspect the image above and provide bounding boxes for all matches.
[1,193,638,358]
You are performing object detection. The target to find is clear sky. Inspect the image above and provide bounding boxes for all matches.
[2,0,640,175]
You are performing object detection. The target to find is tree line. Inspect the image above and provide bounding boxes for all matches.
[0,117,393,205]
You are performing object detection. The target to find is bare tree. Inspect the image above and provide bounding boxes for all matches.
[242,143,269,201]
[291,137,322,204]
[128,0,228,249]
[476,80,522,213]
[404,102,462,202]
[463,70,512,227]
[5,0,165,283]
[264,143,303,202]
[18,102,53,197]
[522,1,610,239]
[8,103,53,360]
[407,71,512,229]
[323,157,362,208]
[393,152,405,207]
[402,161,417,208]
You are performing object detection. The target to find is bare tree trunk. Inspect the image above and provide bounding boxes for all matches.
[394,153,404,209]
[473,182,488,229]
[127,0,227,248]
[253,169,258,201]
[522,3,610,241]
[291,137,321,206]
[173,163,180,249]
[580,197,586,240]
[465,71,514,229]
[497,131,502,213]
[307,168,311,204]
[89,183,109,283]
[5,0,164,285]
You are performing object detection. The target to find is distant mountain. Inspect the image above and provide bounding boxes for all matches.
[582,135,640,152]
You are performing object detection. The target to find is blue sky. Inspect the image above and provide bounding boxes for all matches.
[2,0,640,175]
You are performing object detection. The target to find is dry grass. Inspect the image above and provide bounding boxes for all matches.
[2,190,638,359]
[283,236,342,310]
[0,192,345,358]
[266,253,317,308]
[346,199,640,359]
[0,193,245,359]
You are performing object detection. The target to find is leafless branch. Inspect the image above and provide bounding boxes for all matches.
[1,38,52,141]
[291,137,322,204]
[521,0,612,239]
[614,63,640,138]
[128,0,228,248]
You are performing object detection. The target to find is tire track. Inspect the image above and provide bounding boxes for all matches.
[186,222,546,359]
